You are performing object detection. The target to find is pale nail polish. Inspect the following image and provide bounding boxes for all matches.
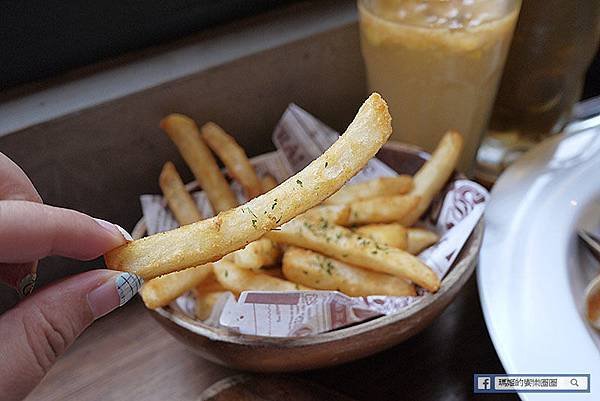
[93,218,128,241]
[114,224,133,241]
[87,272,143,319]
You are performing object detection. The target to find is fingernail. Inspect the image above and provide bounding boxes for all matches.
[87,272,143,319]
[94,218,132,241]
[115,224,133,241]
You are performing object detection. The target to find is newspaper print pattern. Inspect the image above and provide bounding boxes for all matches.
[418,179,490,278]
[218,291,423,337]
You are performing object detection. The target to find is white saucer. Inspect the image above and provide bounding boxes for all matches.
[478,123,600,400]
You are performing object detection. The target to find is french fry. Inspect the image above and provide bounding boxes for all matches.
[201,122,263,200]
[105,93,393,279]
[160,114,238,212]
[400,131,463,226]
[195,271,227,322]
[223,238,280,270]
[142,161,206,309]
[302,204,350,225]
[195,291,229,321]
[354,223,408,250]
[196,272,226,293]
[266,216,440,292]
[346,195,420,226]
[282,247,416,296]
[324,176,413,205]
[213,260,311,294]
[261,174,278,193]
[140,264,213,309]
[159,161,203,226]
[407,228,439,254]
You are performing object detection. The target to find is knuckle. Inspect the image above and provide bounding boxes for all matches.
[21,302,75,374]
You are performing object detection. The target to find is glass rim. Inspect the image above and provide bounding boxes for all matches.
[357,0,522,30]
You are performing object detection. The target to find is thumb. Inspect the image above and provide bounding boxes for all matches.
[0,270,142,401]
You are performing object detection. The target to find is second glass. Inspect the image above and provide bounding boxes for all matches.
[358,0,520,172]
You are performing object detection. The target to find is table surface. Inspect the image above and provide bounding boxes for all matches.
[25,275,517,401]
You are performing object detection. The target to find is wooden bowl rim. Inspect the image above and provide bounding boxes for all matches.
[138,142,483,347]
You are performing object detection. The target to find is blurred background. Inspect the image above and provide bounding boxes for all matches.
[1,1,599,94]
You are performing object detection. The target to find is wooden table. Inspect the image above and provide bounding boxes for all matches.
[25,275,516,401]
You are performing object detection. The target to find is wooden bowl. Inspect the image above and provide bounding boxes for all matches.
[139,143,483,372]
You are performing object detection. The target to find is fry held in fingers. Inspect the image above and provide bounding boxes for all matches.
[354,223,408,250]
[105,93,393,279]
[407,228,439,254]
[282,247,416,296]
[140,264,213,309]
[201,122,263,200]
[266,216,440,292]
[160,114,238,212]
[346,195,420,226]
[159,161,203,226]
[214,260,311,294]
[324,176,413,205]
[400,131,463,226]
[223,238,280,270]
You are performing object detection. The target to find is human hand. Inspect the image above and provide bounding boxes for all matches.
[0,152,142,400]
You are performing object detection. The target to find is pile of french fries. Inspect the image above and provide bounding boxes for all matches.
[104,94,463,322]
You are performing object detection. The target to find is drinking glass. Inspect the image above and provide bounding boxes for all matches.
[358,0,521,173]
[475,0,600,183]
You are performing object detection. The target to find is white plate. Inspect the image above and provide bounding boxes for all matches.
[478,124,600,400]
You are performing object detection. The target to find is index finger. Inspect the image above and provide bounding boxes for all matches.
[0,153,42,203]
[0,200,126,263]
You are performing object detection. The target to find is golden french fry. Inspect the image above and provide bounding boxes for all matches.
[196,272,226,293]
[261,174,278,193]
[213,260,311,294]
[159,161,203,226]
[145,162,206,309]
[105,93,392,279]
[195,291,229,321]
[223,238,280,270]
[346,195,420,225]
[282,247,415,296]
[266,216,440,292]
[160,114,238,213]
[324,176,413,205]
[140,264,213,309]
[302,204,350,225]
[400,131,464,226]
[354,223,408,250]
[407,228,440,254]
[201,122,263,200]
